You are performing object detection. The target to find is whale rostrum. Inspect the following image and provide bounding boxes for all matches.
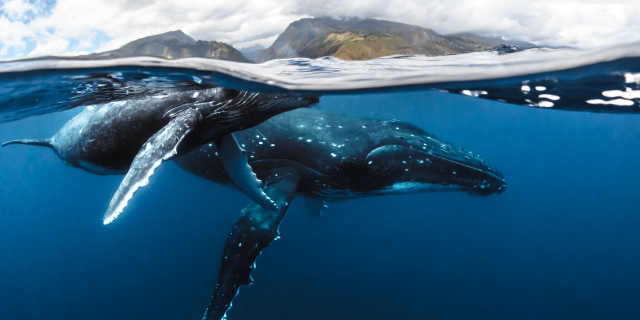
[3,88,319,224]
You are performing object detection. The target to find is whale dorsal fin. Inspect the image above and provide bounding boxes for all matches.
[203,167,299,320]
[103,109,202,225]
[216,133,278,212]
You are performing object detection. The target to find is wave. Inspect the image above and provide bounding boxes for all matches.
[1,41,640,122]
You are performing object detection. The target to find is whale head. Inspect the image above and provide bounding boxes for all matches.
[361,121,506,196]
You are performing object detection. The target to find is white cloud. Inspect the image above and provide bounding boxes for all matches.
[0,0,310,59]
[285,0,640,48]
[1,0,639,60]
[1,0,44,21]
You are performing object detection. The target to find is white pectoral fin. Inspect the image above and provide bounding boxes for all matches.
[217,133,278,212]
[103,110,201,225]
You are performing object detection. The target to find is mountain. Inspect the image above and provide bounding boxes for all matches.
[87,30,250,62]
[256,18,536,62]
[238,43,266,62]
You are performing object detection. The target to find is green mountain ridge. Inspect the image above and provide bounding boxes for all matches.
[254,18,537,62]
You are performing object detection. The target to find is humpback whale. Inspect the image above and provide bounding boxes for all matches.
[174,108,506,319]
[3,88,319,223]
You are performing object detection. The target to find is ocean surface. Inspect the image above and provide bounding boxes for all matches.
[1,44,640,320]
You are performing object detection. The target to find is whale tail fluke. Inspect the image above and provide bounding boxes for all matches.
[2,138,53,149]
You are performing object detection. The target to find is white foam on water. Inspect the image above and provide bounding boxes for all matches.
[625,73,640,84]
[539,94,560,100]
[538,101,555,108]
[586,99,635,106]
[602,89,640,99]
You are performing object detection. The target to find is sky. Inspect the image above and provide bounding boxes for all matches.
[1,0,639,60]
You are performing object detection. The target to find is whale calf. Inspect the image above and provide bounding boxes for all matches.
[174,108,506,319]
[3,88,319,223]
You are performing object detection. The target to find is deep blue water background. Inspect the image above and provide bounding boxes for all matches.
[1,90,639,320]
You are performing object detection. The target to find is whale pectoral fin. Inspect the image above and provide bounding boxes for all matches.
[303,197,328,217]
[103,109,202,225]
[203,167,299,320]
[216,133,278,212]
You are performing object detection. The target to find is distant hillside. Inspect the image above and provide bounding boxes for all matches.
[256,18,536,62]
[86,30,249,62]
[54,19,540,64]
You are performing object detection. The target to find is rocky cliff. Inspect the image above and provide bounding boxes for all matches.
[87,30,249,62]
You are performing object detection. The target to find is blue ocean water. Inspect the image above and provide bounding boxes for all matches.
[1,88,639,320]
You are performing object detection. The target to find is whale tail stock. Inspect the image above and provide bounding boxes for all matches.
[2,138,53,149]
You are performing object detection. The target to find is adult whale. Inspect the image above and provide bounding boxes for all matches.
[3,88,319,223]
[174,108,506,320]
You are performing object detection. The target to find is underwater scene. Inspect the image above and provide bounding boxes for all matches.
[2,14,640,320]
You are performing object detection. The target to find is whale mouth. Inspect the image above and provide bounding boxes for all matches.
[364,144,506,195]
[429,153,504,183]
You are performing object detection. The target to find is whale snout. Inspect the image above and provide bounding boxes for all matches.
[420,143,506,196]
[364,143,506,196]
